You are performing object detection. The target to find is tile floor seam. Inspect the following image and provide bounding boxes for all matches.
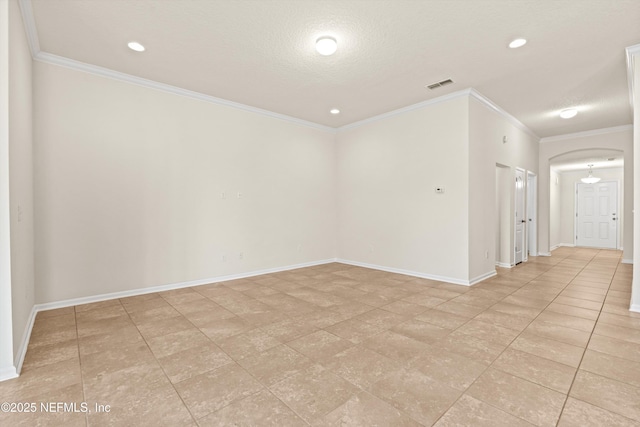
[554,250,621,427]
[216,342,313,425]
[422,255,565,426]
[430,249,599,426]
[577,348,640,388]
[155,305,311,425]
[121,298,203,426]
[73,306,89,427]
[562,396,640,427]
[9,248,632,427]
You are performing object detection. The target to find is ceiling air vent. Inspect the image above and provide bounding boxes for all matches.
[426,78,454,90]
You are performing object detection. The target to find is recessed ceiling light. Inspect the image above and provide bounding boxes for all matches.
[560,108,578,119]
[127,41,145,52]
[508,38,527,49]
[316,37,337,56]
[330,108,340,115]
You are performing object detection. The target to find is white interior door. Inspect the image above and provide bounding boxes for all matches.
[514,169,525,265]
[576,182,617,249]
[527,172,537,257]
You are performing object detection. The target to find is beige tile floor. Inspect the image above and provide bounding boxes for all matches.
[1,247,640,426]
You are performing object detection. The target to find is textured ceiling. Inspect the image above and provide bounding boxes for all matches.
[28,0,640,137]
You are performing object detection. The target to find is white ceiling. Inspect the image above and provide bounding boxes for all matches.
[27,0,640,137]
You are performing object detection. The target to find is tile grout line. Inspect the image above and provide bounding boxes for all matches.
[121,296,204,426]
[555,254,636,426]
[162,283,323,425]
[428,253,565,426]
[73,306,89,427]
[552,250,617,427]
[157,289,279,425]
[16,250,628,426]
[430,249,602,426]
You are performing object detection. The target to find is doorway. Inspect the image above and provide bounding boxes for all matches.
[514,168,526,265]
[576,181,618,249]
[527,172,537,257]
[495,164,511,267]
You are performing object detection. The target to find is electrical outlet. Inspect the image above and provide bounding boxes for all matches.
[221,255,226,262]
[221,192,226,199]
[239,252,244,260]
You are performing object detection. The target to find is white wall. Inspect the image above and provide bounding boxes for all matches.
[0,0,34,380]
[0,0,15,378]
[9,0,34,371]
[34,61,337,303]
[336,96,470,283]
[468,97,539,276]
[632,51,640,312]
[557,168,623,247]
[549,169,561,249]
[539,127,633,260]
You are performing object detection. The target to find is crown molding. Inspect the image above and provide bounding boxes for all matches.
[17,0,39,57]
[338,88,538,138]
[34,52,336,133]
[337,89,473,132]
[539,124,633,144]
[16,0,538,138]
[625,44,640,108]
[468,89,539,140]
[19,1,334,133]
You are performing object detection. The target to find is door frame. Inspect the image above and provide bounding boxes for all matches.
[574,180,620,249]
[527,172,537,257]
[495,164,512,268]
[514,167,526,265]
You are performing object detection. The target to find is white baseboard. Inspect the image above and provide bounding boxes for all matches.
[469,270,497,285]
[622,259,633,264]
[495,262,513,268]
[0,366,18,382]
[35,258,338,312]
[549,243,574,251]
[336,258,492,286]
[0,307,36,383]
[13,306,37,376]
[538,252,551,257]
[8,258,339,381]
[630,304,640,313]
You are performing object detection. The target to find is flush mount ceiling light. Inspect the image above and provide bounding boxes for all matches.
[316,36,337,56]
[560,108,578,119]
[127,41,145,52]
[508,38,527,48]
[330,108,340,115]
[581,164,601,184]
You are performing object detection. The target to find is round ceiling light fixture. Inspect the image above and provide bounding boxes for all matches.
[316,36,337,56]
[330,108,340,115]
[508,38,527,49]
[560,108,578,119]
[581,164,601,184]
[127,41,145,52]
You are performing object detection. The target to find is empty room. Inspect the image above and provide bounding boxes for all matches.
[2,0,640,426]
